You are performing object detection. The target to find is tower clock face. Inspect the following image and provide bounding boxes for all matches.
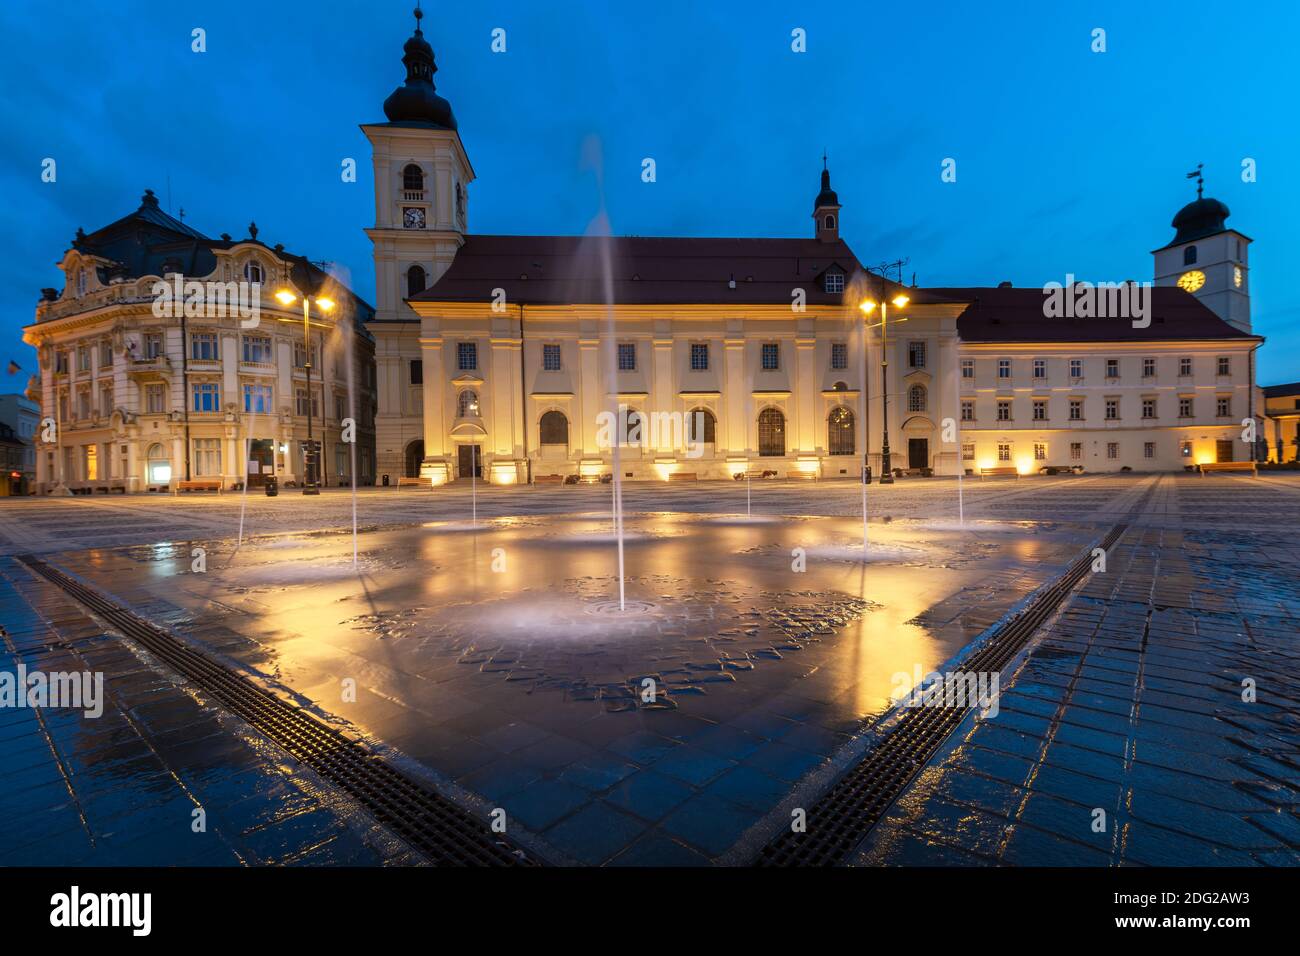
[403,206,426,229]
[1178,270,1206,293]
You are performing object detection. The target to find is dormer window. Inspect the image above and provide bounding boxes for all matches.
[76,269,87,296]
[1183,245,1197,266]
[244,261,264,284]
[824,272,844,293]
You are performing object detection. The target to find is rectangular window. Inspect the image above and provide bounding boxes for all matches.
[960,400,974,422]
[1032,359,1046,379]
[84,444,97,481]
[100,384,113,416]
[1142,398,1156,419]
[295,388,319,418]
[1069,358,1083,379]
[1034,442,1047,461]
[77,345,90,372]
[1107,442,1119,460]
[961,359,974,379]
[997,443,1011,462]
[1180,440,1193,458]
[908,341,926,369]
[145,384,165,414]
[55,351,68,374]
[192,383,220,413]
[242,335,272,364]
[1105,398,1119,420]
[1106,358,1119,379]
[193,438,221,476]
[457,342,477,371]
[1032,400,1046,421]
[99,341,113,367]
[1217,396,1231,417]
[997,400,1011,422]
[409,359,423,385]
[831,343,848,370]
[997,359,1011,379]
[690,343,709,371]
[761,343,779,371]
[1144,442,1155,459]
[243,384,273,414]
[335,395,347,421]
[542,344,562,371]
[77,390,90,419]
[294,341,320,369]
[1070,442,1082,461]
[1179,397,1193,418]
[1142,357,1155,378]
[1069,399,1083,421]
[191,333,220,361]
[1179,357,1192,377]
[145,333,163,359]
[617,342,636,371]
[1217,356,1231,376]
[823,273,844,293]
[962,442,975,461]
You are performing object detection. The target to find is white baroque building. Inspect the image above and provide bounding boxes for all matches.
[365,13,1264,484]
[24,192,377,494]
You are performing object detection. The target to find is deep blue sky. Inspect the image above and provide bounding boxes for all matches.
[2,0,1296,383]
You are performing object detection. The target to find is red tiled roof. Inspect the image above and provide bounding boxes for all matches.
[410,234,926,306]
[934,286,1258,343]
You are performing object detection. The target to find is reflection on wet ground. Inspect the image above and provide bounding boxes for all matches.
[58,511,1095,864]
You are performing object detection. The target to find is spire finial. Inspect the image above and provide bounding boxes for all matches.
[822,150,828,171]
[1186,162,1204,200]
[414,2,423,33]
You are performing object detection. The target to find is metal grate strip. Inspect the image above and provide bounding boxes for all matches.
[17,554,537,867]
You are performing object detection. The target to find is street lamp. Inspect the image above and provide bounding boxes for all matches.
[860,293,910,484]
[275,289,334,495]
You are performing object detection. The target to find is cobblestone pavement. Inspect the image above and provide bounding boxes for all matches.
[854,475,1300,866]
[1,473,1297,866]
[0,557,419,866]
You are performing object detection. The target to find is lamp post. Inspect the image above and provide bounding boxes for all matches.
[860,291,910,485]
[275,290,334,495]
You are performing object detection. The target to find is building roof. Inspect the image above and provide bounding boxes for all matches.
[932,285,1259,344]
[380,7,456,130]
[1262,382,1300,398]
[409,234,922,307]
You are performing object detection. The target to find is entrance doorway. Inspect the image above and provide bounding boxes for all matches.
[246,439,274,487]
[404,440,424,478]
[908,438,929,470]
[1216,439,1234,463]
[457,444,482,479]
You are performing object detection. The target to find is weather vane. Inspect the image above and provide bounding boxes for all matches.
[1186,163,1204,199]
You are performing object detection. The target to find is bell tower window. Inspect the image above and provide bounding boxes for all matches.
[1183,245,1197,266]
[402,163,425,200]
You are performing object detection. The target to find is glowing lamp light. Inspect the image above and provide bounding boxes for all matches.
[1015,458,1035,475]
[1195,454,1213,466]
[860,300,877,315]
[654,463,674,481]
[275,290,297,306]
[316,296,335,312]
[892,295,910,308]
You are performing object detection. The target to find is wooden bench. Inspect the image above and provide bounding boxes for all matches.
[177,480,222,493]
[668,472,698,482]
[397,476,433,489]
[533,474,565,484]
[786,470,818,480]
[979,466,1020,480]
[1199,461,1257,477]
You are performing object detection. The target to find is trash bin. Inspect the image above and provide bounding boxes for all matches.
[382,474,390,487]
[264,476,278,497]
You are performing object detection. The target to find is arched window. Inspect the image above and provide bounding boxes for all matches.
[908,384,927,412]
[404,440,424,479]
[758,407,785,457]
[832,381,848,392]
[407,264,426,297]
[402,164,424,192]
[457,389,479,418]
[539,410,568,445]
[828,407,855,455]
[1184,245,1198,266]
[146,443,171,485]
[824,214,835,230]
[244,261,263,283]
[623,408,643,446]
[687,408,716,444]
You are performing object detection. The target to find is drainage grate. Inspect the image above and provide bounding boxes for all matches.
[18,555,537,867]
[756,517,1138,867]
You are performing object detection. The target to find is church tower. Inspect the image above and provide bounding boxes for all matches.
[1152,168,1251,333]
[812,157,841,243]
[362,5,474,324]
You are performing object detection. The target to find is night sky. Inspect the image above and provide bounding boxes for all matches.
[2,0,1295,382]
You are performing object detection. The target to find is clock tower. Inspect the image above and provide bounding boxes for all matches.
[1152,169,1251,333]
[362,5,474,325]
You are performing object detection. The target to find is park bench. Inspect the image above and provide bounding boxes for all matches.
[786,470,818,480]
[397,476,432,489]
[177,480,222,493]
[668,472,698,481]
[1198,461,1257,477]
[979,466,1020,479]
